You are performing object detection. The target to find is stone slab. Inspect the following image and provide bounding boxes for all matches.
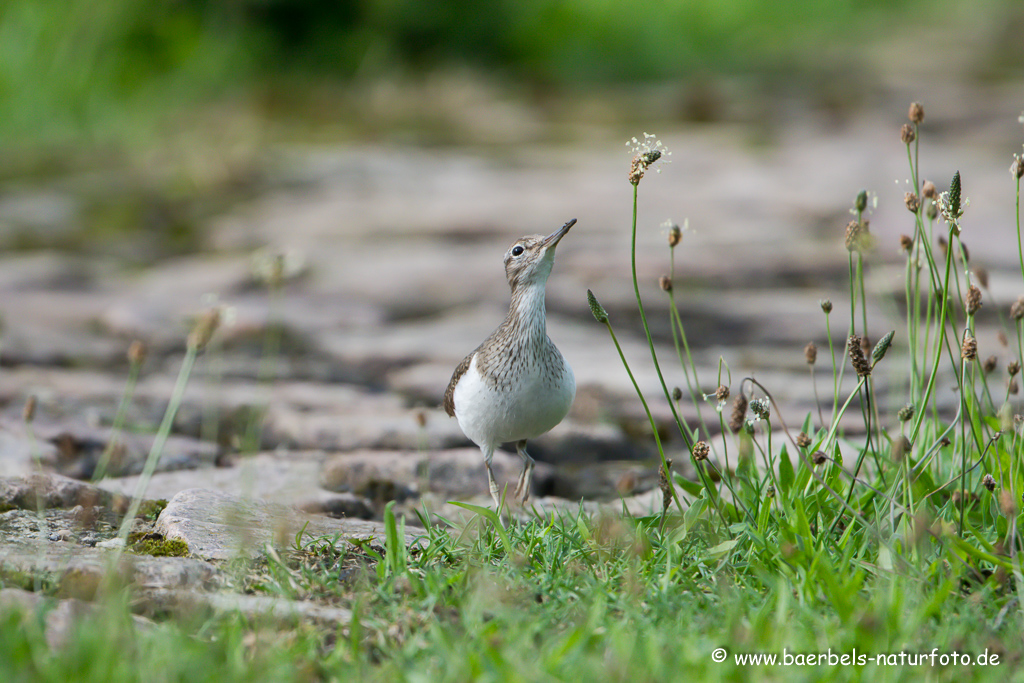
[155,488,422,561]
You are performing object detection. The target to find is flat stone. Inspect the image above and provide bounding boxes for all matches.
[319,448,556,502]
[263,402,466,452]
[155,488,420,561]
[296,494,374,520]
[0,284,123,367]
[0,473,130,513]
[0,424,59,477]
[0,535,218,597]
[0,416,218,481]
[100,451,373,518]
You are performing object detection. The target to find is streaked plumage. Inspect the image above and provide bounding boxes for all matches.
[445,219,577,506]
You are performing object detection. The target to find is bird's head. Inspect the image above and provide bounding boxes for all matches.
[504,218,576,291]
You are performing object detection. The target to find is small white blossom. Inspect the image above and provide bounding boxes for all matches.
[251,247,308,286]
[936,191,969,228]
[703,391,727,413]
[627,132,671,183]
[749,397,771,422]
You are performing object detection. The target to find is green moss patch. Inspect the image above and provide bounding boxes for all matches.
[127,532,189,557]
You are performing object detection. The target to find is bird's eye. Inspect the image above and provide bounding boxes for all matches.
[511,245,525,257]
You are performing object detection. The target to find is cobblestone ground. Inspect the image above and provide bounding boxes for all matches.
[2,85,1023,513]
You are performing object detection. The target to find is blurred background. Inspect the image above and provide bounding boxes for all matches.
[2,0,1024,506]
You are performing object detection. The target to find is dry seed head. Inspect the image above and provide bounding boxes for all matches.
[659,275,672,292]
[22,395,37,424]
[899,234,914,253]
[692,441,710,461]
[804,341,817,365]
[982,474,996,493]
[628,157,645,185]
[659,459,674,513]
[983,356,998,374]
[796,432,812,448]
[812,451,828,465]
[847,335,872,377]
[766,484,775,499]
[728,394,748,433]
[820,299,833,314]
[1012,155,1024,180]
[998,330,1009,347]
[975,266,989,290]
[127,340,147,365]
[1011,296,1024,320]
[1011,379,1020,395]
[904,192,920,213]
[415,410,427,428]
[667,223,682,247]
[715,385,729,402]
[921,180,937,199]
[671,386,683,402]
[844,220,859,252]
[188,308,222,351]
[853,219,874,252]
[961,333,977,361]
[844,220,864,252]
[1009,360,1021,377]
[966,285,982,316]
[999,489,1017,517]
[892,436,912,462]
[908,102,925,124]
[900,123,916,145]
[897,403,915,422]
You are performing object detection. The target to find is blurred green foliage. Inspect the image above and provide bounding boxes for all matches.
[0,0,1020,147]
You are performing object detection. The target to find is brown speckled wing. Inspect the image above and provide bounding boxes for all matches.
[443,352,474,417]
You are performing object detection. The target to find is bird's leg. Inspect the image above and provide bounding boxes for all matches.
[483,446,501,508]
[513,439,535,504]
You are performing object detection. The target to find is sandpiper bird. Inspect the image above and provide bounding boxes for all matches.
[444,218,577,507]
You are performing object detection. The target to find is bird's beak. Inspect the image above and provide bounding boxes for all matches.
[542,218,577,249]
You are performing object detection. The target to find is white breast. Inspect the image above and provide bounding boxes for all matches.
[453,353,575,449]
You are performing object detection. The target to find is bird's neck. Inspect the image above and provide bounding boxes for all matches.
[501,279,549,345]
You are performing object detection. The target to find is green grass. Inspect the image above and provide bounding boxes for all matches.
[0,506,1015,681]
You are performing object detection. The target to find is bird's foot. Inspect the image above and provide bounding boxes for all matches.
[513,468,532,506]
